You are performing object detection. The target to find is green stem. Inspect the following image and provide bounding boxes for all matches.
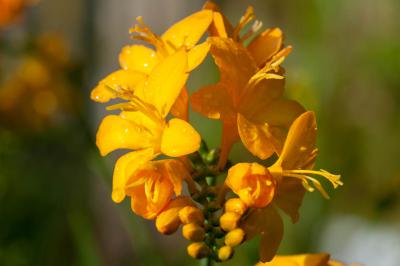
[201,257,213,266]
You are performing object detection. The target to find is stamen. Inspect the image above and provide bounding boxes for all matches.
[130,16,168,56]
[232,6,256,41]
[282,169,342,199]
[240,20,263,43]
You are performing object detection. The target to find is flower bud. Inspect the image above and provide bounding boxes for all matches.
[156,196,193,235]
[182,223,206,241]
[218,245,233,261]
[225,198,248,216]
[187,242,210,259]
[220,212,241,232]
[224,228,245,247]
[179,206,204,225]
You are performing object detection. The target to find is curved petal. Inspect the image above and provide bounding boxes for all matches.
[170,87,189,121]
[260,253,331,266]
[248,28,283,67]
[203,2,233,37]
[111,148,155,203]
[242,206,284,262]
[275,111,317,170]
[119,45,159,74]
[135,50,189,118]
[190,83,235,120]
[250,99,305,126]
[208,37,257,103]
[161,118,201,157]
[274,177,306,223]
[237,114,277,160]
[91,70,146,103]
[95,113,156,156]
[161,159,190,195]
[187,41,210,72]
[162,10,213,52]
[239,75,285,118]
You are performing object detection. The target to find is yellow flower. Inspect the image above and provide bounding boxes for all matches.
[0,0,35,27]
[204,2,285,68]
[226,163,276,208]
[119,158,189,219]
[191,37,304,168]
[237,112,342,262]
[256,253,347,266]
[95,50,201,158]
[91,10,213,120]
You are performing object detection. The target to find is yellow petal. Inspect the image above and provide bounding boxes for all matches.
[275,111,318,170]
[170,87,189,121]
[274,177,306,223]
[119,45,160,74]
[252,99,305,127]
[187,41,210,72]
[239,74,285,118]
[259,253,331,266]
[161,118,201,157]
[135,50,189,117]
[237,114,276,160]
[90,70,146,103]
[208,37,258,103]
[161,159,190,195]
[203,2,233,37]
[111,149,155,203]
[248,28,283,67]
[218,119,240,169]
[95,112,157,156]
[190,83,236,120]
[242,206,283,262]
[161,10,213,52]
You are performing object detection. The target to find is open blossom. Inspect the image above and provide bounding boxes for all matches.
[256,253,348,266]
[191,37,303,168]
[236,112,342,262]
[91,10,213,120]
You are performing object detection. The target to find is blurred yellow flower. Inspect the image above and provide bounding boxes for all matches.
[0,0,34,27]
[91,10,213,120]
[0,34,78,130]
[256,253,347,266]
[191,37,304,168]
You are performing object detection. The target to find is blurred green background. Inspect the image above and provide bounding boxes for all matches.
[1,0,399,265]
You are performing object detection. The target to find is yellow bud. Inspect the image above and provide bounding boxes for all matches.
[224,228,245,247]
[155,196,193,235]
[220,212,241,232]
[187,242,210,259]
[179,206,205,225]
[156,209,181,235]
[182,223,206,241]
[218,245,233,261]
[225,198,248,216]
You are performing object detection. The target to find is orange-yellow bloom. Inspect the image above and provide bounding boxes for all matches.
[256,253,347,266]
[226,163,276,208]
[95,50,201,159]
[239,112,342,262]
[91,10,213,120]
[191,37,304,168]
[0,0,35,27]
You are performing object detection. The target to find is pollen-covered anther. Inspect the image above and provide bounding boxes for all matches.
[220,211,241,232]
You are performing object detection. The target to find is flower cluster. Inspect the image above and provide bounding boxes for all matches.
[91,1,343,264]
